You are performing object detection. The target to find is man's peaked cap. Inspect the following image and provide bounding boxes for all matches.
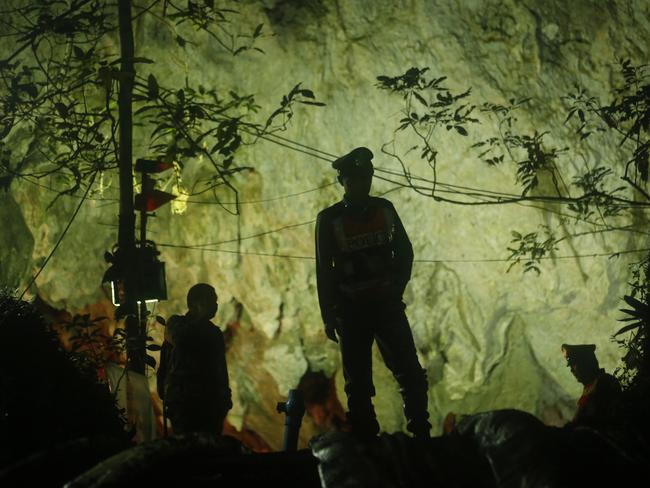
[332,147,374,176]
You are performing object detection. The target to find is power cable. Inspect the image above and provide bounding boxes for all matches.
[250,129,650,212]
[156,241,650,264]
[157,245,315,260]
[12,121,648,253]
[238,126,335,164]
[183,181,337,205]
[16,171,337,206]
[17,130,647,215]
[21,168,523,254]
[19,171,97,299]
[374,165,521,199]
[16,174,120,203]
[158,185,404,248]
[415,247,650,263]
[260,131,339,159]
[166,219,316,248]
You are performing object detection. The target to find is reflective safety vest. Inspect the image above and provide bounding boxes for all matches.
[331,205,396,301]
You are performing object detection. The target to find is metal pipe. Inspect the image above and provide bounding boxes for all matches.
[276,389,305,451]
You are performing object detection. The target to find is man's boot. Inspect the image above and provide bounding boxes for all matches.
[406,417,432,441]
[402,378,431,440]
[346,402,380,442]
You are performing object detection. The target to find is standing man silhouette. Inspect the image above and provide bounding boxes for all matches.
[159,283,232,435]
[315,147,431,440]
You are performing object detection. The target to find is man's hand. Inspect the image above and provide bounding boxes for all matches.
[442,412,457,435]
[324,322,338,343]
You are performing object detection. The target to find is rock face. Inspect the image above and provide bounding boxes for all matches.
[0,191,33,289]
[2,0,649,449]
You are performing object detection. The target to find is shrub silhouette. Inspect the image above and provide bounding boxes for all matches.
[0,291,130,467]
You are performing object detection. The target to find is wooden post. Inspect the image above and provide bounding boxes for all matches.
[117,0,145,438]
[117,0,144,375]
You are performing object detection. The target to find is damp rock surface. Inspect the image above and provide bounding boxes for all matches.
[2,0,649,447]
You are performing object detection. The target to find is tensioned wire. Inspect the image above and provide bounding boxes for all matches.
[156,241,650,264]
[12,126,649,266]
[15,127,650,212]
[18,171,98,299]
[15,166,649,265]
[153,131,648,262]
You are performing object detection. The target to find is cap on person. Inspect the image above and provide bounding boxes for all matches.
[332,147,374,178]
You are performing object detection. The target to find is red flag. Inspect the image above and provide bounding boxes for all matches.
[135,189,177,211]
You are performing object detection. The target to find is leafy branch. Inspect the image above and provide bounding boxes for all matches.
[377,62,650,273]
[564,59,649,200]
[376,67,478,196]
[0,0,323,214]
[506,228,558,275]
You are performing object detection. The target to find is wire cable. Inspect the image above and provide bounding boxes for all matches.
[160,219,316,248]
[19,171,98,299]
[158,245,315,260]
[158,186,404,248]
[250,129,650,211]
[183,181,337,205]
[16,174,120,203]
[15,171,338,206]
[156,241,650,263]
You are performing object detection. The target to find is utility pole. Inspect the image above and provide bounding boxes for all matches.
[116,0,145,437]
[138,171,149,373]
[117,0,144,374]
[114,1,176,436]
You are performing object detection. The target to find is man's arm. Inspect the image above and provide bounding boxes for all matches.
[156,340,173,401]
[315,210,339,341]
[165,315,187,347]
[214,329,232,412]
[390,202,414,297]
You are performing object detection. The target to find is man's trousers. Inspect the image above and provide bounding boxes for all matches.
[336,301,431,438]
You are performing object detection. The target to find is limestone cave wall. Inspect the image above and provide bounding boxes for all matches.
[1,0,649,449]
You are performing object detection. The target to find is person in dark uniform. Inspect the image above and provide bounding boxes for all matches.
[159,283,232,435]
[315,147,431,440]
[561,343,621,428]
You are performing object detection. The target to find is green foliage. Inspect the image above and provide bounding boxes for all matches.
[114,311,159,371]
[611,256,650,443]
[506,228,558,275]
[0,0,117,196]
[133,76,256,176]
[62,313,123,377]
[378,61,649,274]
[614,255,650,390]
[56,309,165,421]
[376,67,478,195]
[0,0,323,208]
[514,131,567,197]
[568,167,626,220]
[472,97,530,166]
[564,59,649,190]
[376,67,477,136]
[263,83,326,132]
[616,295,648,339]
[475,100,570,197]
[0,290,130,465]
[166,0,265,55]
